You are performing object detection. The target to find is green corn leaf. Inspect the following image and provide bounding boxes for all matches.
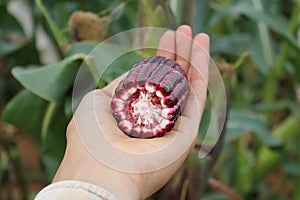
[2,90,68,179]
[209,1,300,53]
[211,34,250,55]
[66,41,98,57]
[2,90,48,142]
[2,90,68,181]
[35,0,68,45]
[191,0,210,33]
[137,0,168,27]
[11,55,83,102]
[40,101,67,181]
[226,111,282,147]
[170,0,183,24]
[235,138,254,194]
[0,5,24,36]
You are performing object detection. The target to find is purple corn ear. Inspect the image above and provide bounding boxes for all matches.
[111,56,189,138]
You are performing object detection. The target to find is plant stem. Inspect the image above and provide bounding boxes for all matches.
[233,52,248,70]
[208,177,243,200]
[189,66,234,199]
[11,148,28,200]
[157,0,177,29]
[263,5,299,105]
[252,0,273,68]
[235,136,252,194]
[235,114,300,196]
[41,102,57,146]
[294,179,300,200]
[170,0,182,24]
[274,6,300,77]
[84,56,101,85]
[254,115,300,183]
[192,0,209,33]
[293,113,300,200]
[35,0,68,46]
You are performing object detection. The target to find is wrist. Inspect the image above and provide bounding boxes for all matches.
[97,174,140,200]
[36,180,118,200]
[53,154,141,200]
[54,173,140,200]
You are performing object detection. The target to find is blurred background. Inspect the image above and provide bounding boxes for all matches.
[0,0,299,199]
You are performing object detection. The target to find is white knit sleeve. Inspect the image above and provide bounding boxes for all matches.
[35,180,118,200]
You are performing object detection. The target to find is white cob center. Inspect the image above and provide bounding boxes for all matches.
[131,91,161,126]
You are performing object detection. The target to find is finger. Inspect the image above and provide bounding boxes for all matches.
[156,30,175,60]
[102,72,128,97]
[175,25,192,73]
[190,33,210,83]
[189,33,210,113]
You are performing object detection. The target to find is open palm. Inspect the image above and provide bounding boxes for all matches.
[53,25,210,200]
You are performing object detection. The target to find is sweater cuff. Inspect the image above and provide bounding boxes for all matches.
[35,180,118,200]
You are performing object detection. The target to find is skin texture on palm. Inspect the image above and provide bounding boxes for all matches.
[53,25,210,200]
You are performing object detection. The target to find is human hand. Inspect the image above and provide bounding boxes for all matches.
[53,25,210,200]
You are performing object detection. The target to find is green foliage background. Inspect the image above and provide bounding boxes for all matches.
[0,0,299,199]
